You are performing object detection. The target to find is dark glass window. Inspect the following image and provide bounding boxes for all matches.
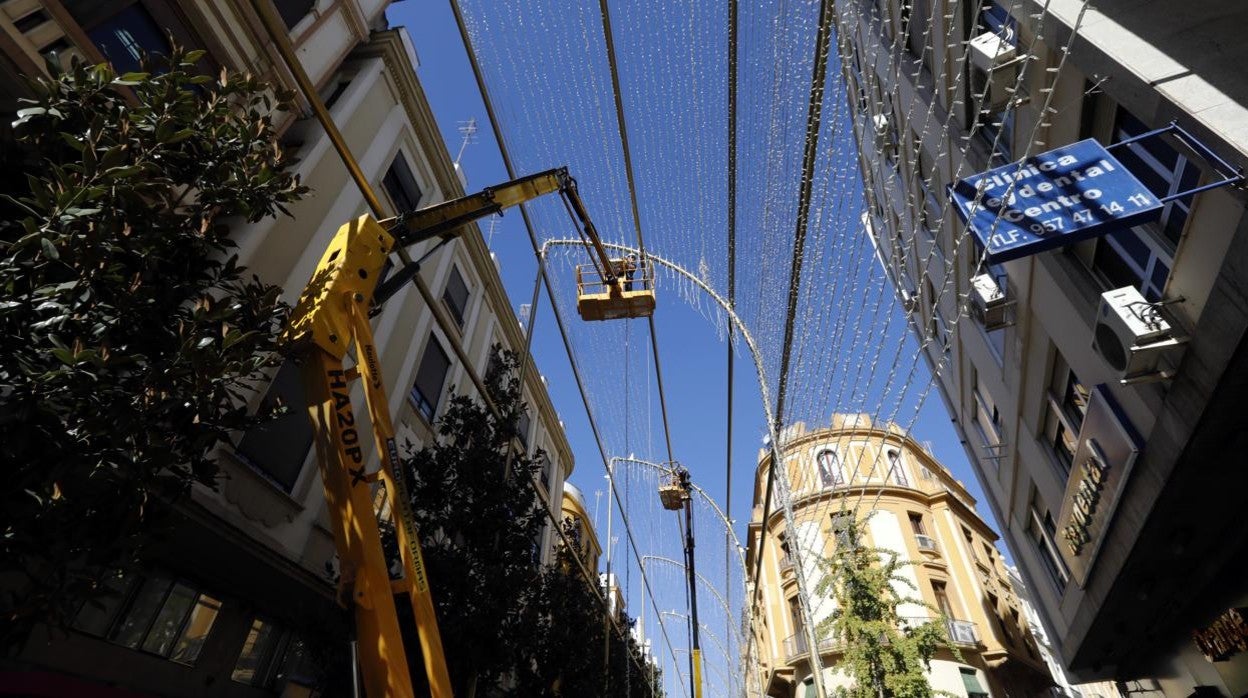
[236,361,312,492]
[274,0,316,29]
[232,618,317,688]
[411,338,451,421]
[442,266,470,328]
[383,152,423,215]
[516,410,532,449]
[74,570,221,666]
[86,4,170,75]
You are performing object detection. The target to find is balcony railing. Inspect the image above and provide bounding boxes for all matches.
[946,619,979,646]
[915,534,938,552]
[779,557,795,577]
[783,632,844,659]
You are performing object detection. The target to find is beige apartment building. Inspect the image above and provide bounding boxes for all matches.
[840,0,1248,694]
[0,1,575,695]
[746,415,1052,697]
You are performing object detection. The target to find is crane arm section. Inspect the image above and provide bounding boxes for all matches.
[374,168,618,308]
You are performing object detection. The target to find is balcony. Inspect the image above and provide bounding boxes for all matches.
[946,619,980,646]
[915,534,939,553]
[779,556,795,578]
[783,632,844,660]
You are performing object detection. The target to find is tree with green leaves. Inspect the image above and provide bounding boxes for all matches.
[514,518,663,697]
[817,514,957,698]
[0,51,305,644]
[399,350,660,696]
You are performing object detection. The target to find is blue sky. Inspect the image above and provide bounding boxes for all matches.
[388,3,1012,690]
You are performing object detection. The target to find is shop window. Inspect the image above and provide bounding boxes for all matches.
[232,617,318,689]
[816,448,844,488]
[383,151,423,215]
[411,338,451,421]
[74,570,221,666]
[442,265,471,328]
[236,360,313,492]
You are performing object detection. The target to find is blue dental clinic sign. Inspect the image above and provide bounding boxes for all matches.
[950,138,1163,263]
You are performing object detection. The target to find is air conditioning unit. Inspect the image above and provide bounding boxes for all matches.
[970,273,1010,330]
[1092,286,1184,382]
[872,113,897,158]
[968,31,1020,112]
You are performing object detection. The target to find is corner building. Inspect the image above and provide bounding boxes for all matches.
[0,2,575,695]
[838,0,1248,692]
[746,415,1053,697]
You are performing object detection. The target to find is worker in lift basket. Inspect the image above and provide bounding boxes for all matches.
[621,252,638,292]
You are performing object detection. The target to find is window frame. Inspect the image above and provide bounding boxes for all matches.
[410,336,452,422]
[441,264,471,329]
[815,448,845,488]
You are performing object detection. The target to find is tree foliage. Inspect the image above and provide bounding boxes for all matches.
[817,515,956,698]
[400,351,659,696]
[0,51,305,642]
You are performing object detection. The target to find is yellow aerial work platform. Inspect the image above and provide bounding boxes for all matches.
[575,260,656,322]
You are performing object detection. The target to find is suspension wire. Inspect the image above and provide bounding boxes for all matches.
[747,0,836,693]
[448,3,683,694]
[724,2,739,681]
[595,0,679,472]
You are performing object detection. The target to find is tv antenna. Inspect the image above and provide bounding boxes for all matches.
[454,118,478,167]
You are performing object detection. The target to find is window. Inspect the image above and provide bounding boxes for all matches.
[274,0,316,29]
[919,465,935,480]
[383,152,423,215]
[1043,354,1090,477]
[932,581,954,618]
[84,4,170,75]
[538,454,551,492]
[972,369,1002,448]
[908,513,926,535]
[1027,491,1070,591]
[778,533,792,566]
[982,542,996,566]
[960,667,989,698]
[442,265,471,328]
[516,410,532,449]
[74,571,221,666]
[962,526,977,559]
[886,449,909,486]
[232,618,317,689]
[971,242,1008,362]
[816,449,844,488]
[831,513,857,548]
[924,278,948,348]
[411,338,451,421]
[1088,107,1198,301]
[904,0,933,70]
[236,360,313,492]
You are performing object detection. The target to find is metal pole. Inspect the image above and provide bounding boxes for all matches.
[681,470,703,698]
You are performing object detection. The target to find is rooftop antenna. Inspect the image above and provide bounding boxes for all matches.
[486,217,500,247]
[454,118,478,167]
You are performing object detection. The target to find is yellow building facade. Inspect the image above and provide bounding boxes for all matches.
[559,482,602,574]
[747,415,1052,697]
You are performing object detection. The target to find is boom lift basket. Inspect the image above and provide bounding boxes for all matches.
[576,260,655,322]
[658,472,687,511]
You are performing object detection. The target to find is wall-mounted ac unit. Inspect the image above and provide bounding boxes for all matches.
[872,113,897,158]
[970,273,1011,330]
[1092,286,1185,382]
[968,31,1020,113]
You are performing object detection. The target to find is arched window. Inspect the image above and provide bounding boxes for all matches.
[887,449,909,486]
[816,449,844,488]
